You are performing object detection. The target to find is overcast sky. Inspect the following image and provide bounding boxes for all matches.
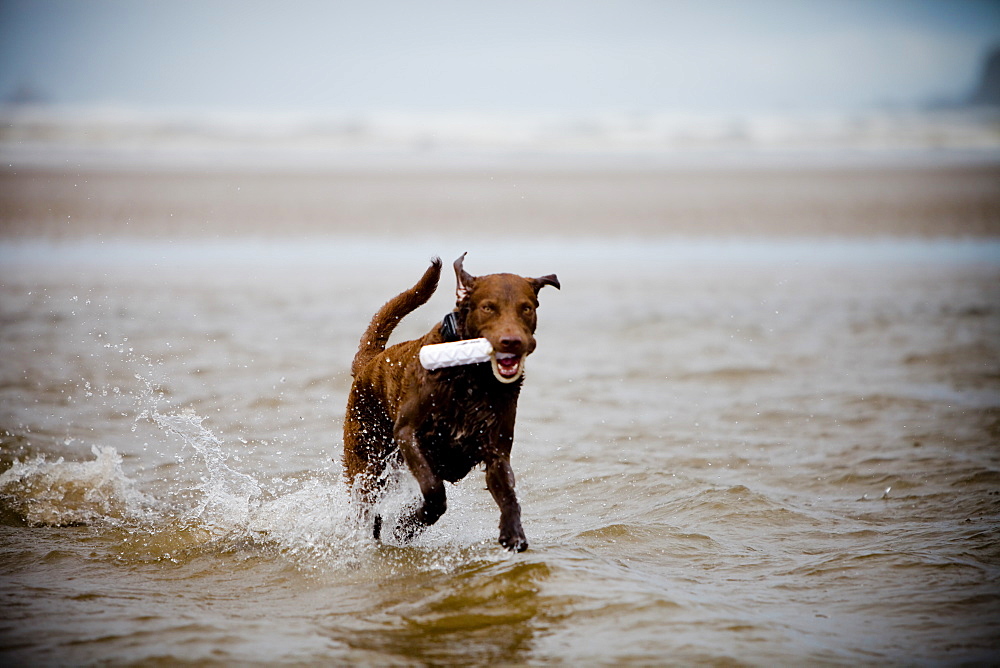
[1,0,998,115]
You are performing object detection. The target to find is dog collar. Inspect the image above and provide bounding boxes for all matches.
[441,311,461,342]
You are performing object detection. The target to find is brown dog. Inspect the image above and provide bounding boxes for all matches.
[343,253,559,551]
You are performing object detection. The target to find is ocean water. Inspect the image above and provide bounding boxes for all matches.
[3,105,999,171]
[1,238,998,665]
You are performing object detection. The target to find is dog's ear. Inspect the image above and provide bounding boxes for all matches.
[529,274,560,294]
[454,252,477,303]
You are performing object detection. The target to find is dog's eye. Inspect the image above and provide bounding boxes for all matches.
[521,304,534,315]
[480,303,495,313]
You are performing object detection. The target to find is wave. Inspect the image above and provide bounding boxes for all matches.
[2,105,999,168]
[0,444,157,527]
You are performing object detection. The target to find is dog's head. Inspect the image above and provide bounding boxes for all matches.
[453,253,560,381]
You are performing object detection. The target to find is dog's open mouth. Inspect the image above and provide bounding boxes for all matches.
[492,352,524,383]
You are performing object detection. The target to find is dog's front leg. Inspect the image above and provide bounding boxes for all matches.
[392,403,446,542]
[485,457,528,552]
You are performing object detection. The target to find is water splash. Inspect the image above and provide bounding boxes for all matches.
[251,477,367,568]
[1,325,496,570]
[149,407,261,533]
[0,444,156,527]
[1,396,375,568]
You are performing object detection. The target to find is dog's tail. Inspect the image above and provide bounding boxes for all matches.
[351,257,442,376]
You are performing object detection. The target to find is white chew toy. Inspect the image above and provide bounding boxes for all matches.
[419,338,493,369]
[419,338,523,383]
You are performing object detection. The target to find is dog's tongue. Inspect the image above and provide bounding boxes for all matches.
[492,353,523,383]
[497,355,520,375]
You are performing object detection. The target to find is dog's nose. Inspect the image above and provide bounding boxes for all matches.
[498,335,524,353]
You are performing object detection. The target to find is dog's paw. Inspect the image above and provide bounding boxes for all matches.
[391,518,426,545]
[499,532,528,552]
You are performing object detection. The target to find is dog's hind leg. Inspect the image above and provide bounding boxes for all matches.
[345,461,393,541]
[343,386,398,540]
[343,434,395,541]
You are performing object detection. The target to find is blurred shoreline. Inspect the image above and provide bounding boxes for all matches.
[4,105,1000,160]
[3,163,998,240]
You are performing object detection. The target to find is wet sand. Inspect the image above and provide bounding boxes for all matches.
[2,163,999,239]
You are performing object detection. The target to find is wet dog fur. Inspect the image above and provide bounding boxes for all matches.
[343,254,559,551]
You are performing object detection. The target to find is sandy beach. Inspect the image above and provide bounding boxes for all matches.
[2,161,999,240]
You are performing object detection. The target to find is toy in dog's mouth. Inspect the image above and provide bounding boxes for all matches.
[418,338,525,384]
[492,352,524,383]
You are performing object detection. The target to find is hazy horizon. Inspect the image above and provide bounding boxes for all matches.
[2,0,999,118]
